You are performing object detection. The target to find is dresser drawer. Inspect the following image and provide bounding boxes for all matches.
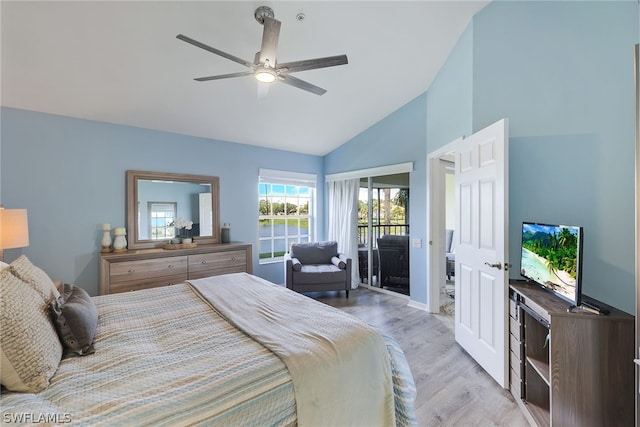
[510,315,521,341]
[509,298,519,319]
[188,250,247,279]
[108,275,187,294]
[510,366,523,399]
[510,333,522,360]
[109,256,188,284]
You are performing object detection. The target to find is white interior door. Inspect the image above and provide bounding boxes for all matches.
[454,119,509,387]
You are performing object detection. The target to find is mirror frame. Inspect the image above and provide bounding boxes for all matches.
[127,170,220,249]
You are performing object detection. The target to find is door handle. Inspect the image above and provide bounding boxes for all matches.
[484,262,502,270]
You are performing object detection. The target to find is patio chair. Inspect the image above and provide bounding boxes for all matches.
[377,235,410,291]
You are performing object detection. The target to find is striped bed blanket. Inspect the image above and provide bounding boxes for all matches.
[1,273,416,426]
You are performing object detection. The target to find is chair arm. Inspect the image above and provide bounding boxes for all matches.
[284,253,293,289]
[337,253,352,290]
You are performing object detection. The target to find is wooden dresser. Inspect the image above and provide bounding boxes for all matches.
[99,243,252,294]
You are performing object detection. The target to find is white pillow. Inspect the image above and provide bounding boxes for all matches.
[9,255,60,303]
[0,269,62,392]
[0,261,9,270]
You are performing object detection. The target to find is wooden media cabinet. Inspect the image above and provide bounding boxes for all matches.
[509,280,634,427]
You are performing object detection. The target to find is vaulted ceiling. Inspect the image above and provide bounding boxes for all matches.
[1,1,489,155]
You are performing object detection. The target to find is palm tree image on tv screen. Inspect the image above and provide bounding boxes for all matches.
[521,223,579,301]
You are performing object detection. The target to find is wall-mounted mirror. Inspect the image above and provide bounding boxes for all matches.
[127,170,220,249]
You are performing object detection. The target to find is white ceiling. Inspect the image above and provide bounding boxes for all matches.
[1,1,489,156]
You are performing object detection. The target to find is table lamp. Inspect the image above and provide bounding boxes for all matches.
[0,207,30,262]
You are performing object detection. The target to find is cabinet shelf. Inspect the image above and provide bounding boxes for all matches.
[524,401,550,427]
[525,357,549,386]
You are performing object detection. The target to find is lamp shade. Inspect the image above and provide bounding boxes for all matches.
[0,209,29,249]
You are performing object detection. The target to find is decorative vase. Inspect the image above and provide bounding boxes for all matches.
[113,227,127,252]
[101,224,112,253]
[181,237,192,244]
[221,223,231,243]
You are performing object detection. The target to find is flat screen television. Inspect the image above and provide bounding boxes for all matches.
[520,222,583,306]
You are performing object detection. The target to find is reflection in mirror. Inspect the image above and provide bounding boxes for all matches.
[137,180,212,239]
[127,171,220,249]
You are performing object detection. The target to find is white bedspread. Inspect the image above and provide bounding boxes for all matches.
[190,273,396,427]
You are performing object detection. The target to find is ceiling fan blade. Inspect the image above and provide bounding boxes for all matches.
[277,55,348,73]
[279,74,327,96]
[194,71,254,82]
[258,17,281,67]
[177,34,254,69]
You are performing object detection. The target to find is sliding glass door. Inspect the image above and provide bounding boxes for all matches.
[358,173,410,295]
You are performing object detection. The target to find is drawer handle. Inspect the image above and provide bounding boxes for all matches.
[128,269,135,274]
[231,257,237,261]
[201,260,207,264]
[168,265,174,269]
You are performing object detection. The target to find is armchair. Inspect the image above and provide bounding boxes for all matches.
[284,241,352,298]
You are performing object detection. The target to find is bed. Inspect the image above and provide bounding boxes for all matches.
[1,257,416,426]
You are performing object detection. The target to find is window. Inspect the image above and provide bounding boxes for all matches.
[148,202,177,240]
[258,169,316,264]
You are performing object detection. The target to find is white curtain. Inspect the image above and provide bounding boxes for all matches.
[327,178,360,287]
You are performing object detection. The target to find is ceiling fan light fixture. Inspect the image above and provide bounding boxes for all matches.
[255,68,276,83]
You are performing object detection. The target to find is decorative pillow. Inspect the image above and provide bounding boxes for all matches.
[290,257,302,272]
[331,256,346,269]
[0,261,9,270]
[50,283,98,356]
[9,255,60,303]
[0,269,62,392]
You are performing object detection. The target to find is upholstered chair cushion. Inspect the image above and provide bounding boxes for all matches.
[290,241,338,265]
[294,264,346,285]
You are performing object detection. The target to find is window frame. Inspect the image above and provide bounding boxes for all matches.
[148,201,177,240]
[258,169,316,265]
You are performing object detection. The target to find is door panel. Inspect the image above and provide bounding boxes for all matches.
[479,179,495,249]
[454,119,509,388]
[459,263,473,331]
[479,271,496,346]
[460,183,473,246]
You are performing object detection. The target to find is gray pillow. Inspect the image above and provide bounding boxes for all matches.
[50,283,98,356]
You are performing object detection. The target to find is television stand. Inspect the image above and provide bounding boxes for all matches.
[509,280,634,426]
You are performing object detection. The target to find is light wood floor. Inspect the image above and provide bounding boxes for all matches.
[309,287,530,427]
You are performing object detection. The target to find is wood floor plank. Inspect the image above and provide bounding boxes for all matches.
[307,288,530,427]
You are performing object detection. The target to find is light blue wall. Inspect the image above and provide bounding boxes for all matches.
[0,107,323,294]
[324,94,428,303]
[472,1,638,313]
[426,22,474,152]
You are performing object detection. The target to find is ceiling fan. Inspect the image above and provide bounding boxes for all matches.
[177,6,348,96]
